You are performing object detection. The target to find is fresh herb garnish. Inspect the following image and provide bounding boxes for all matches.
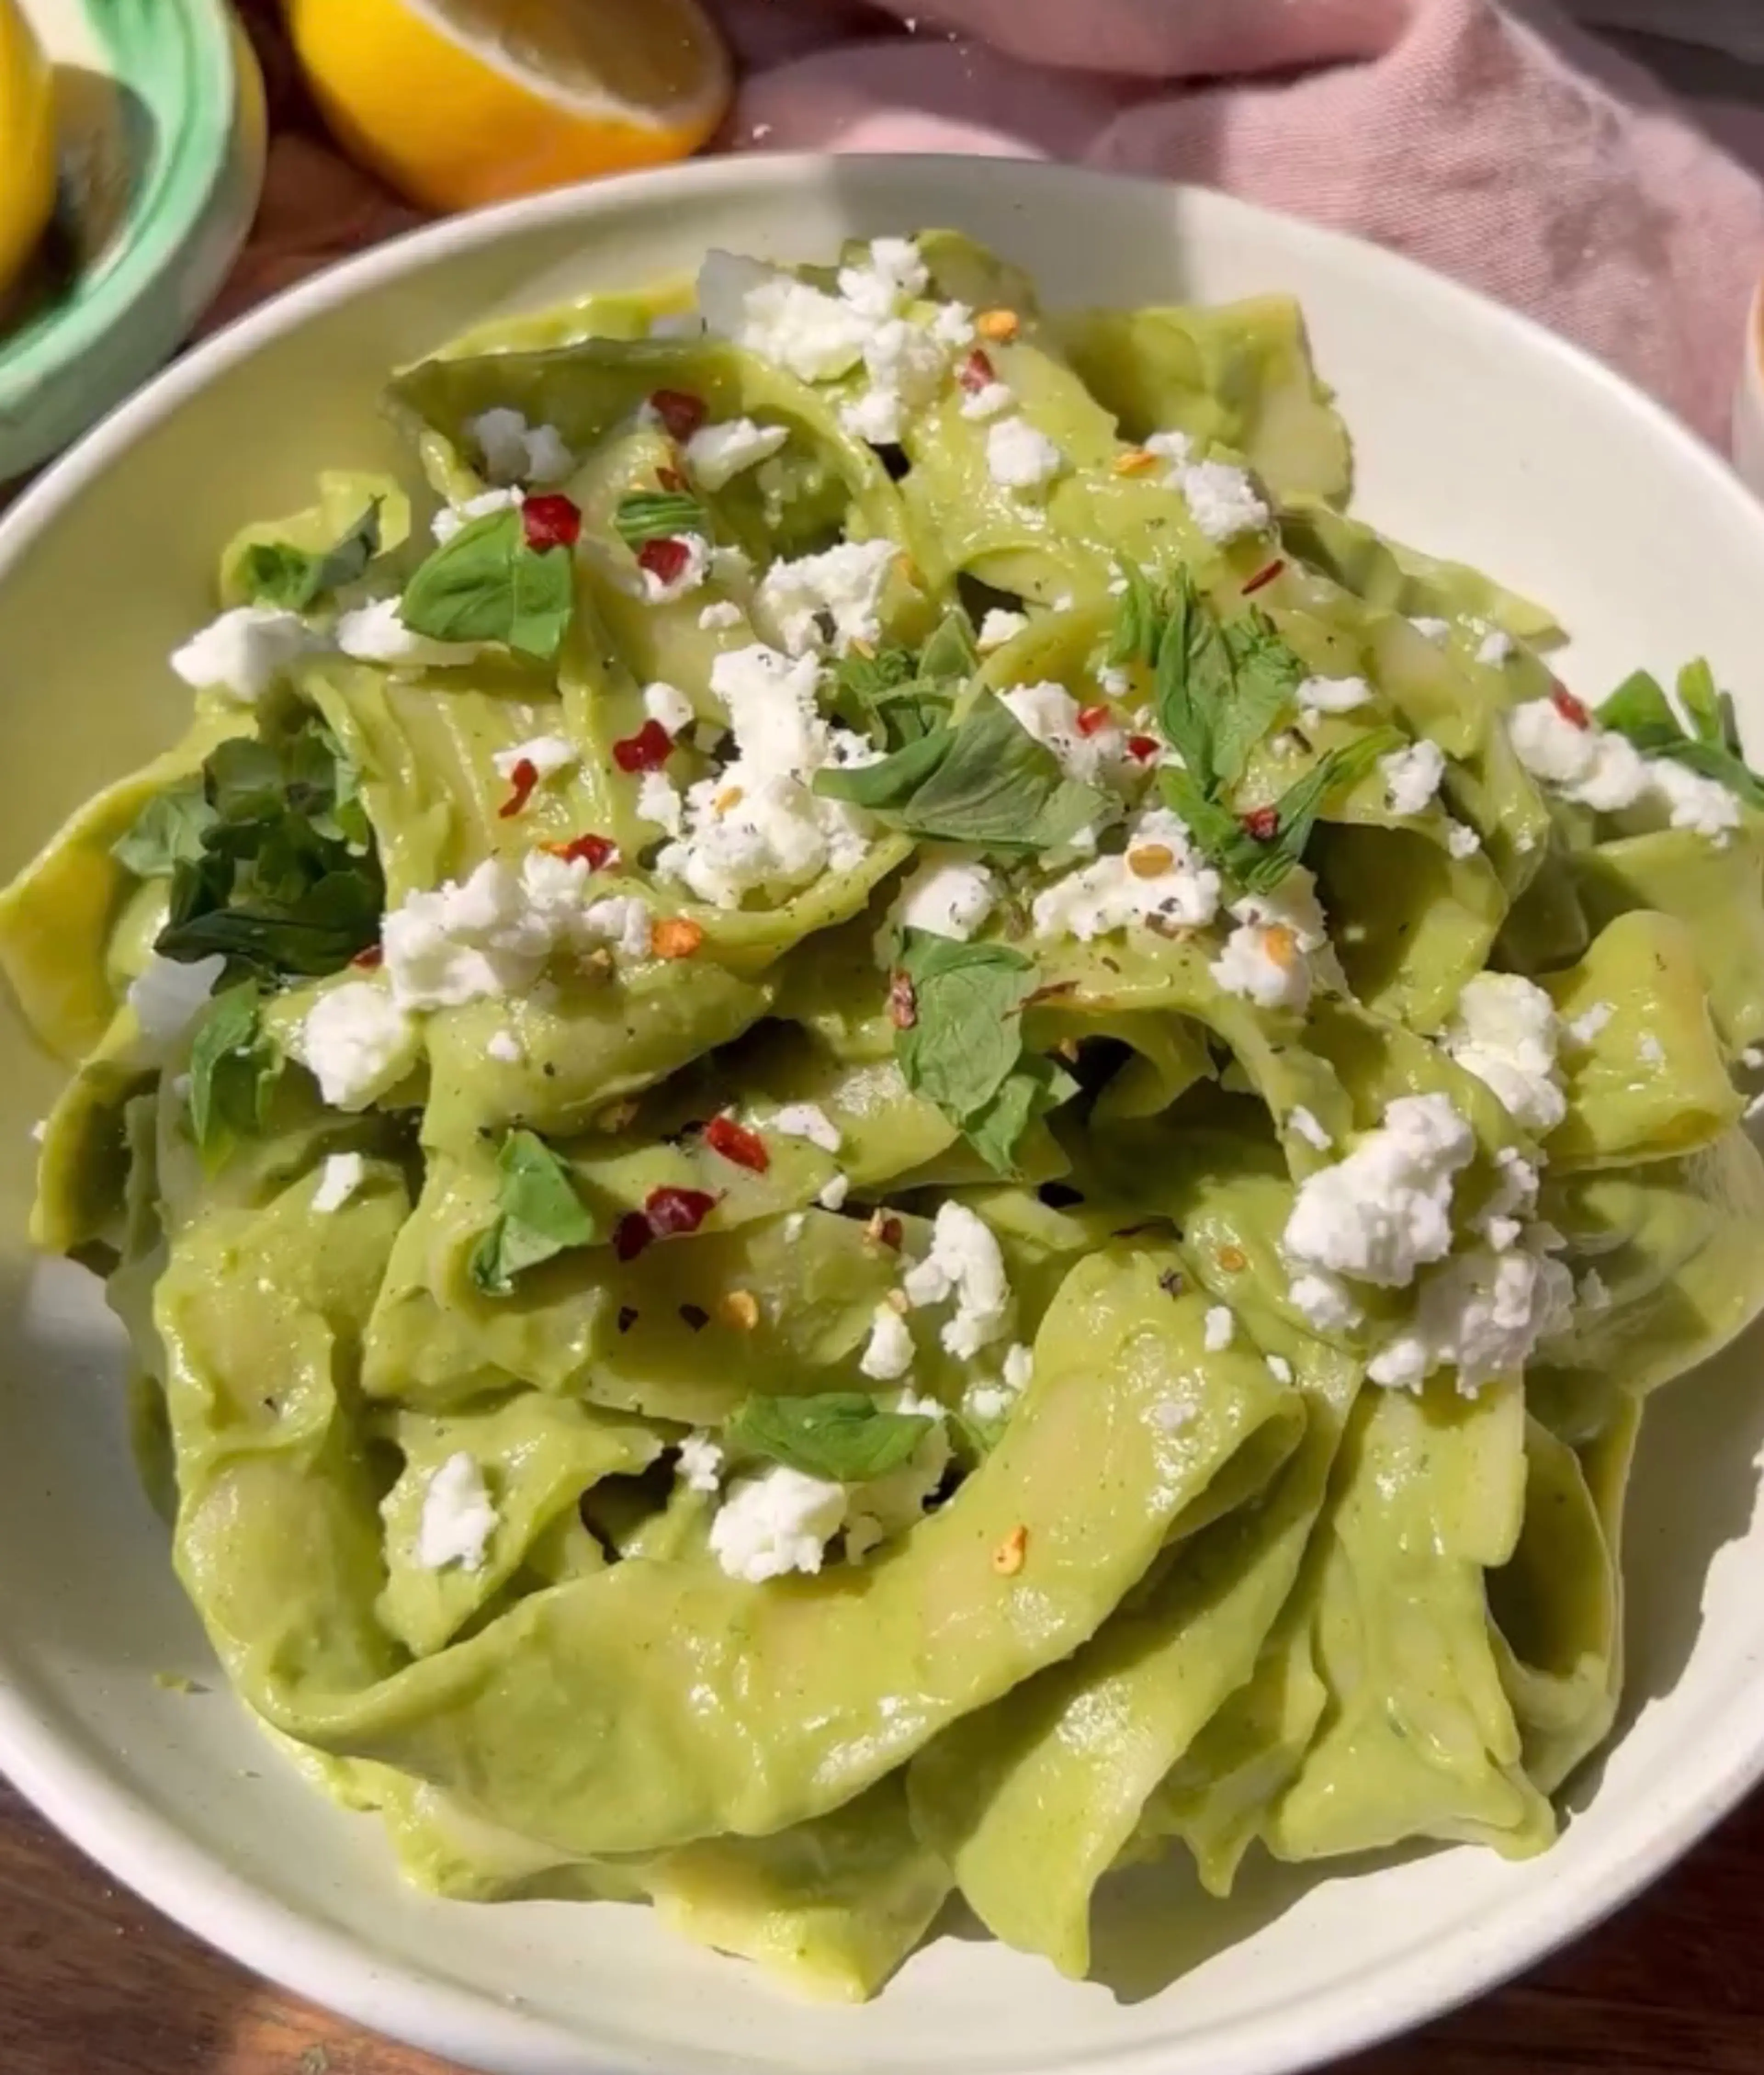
[187,982,282,1168]
[153,724,383,979]
[817,692,1106,854]
[1162,731,1397,894]
[239,501,383,612]
[726,1391,933,1483]
[613,490,710,548]
[400,508,574,662]
[469,1129,596,1295]
[112,782,217,879]
[829,608,977,751]
[1597,661,1764,808]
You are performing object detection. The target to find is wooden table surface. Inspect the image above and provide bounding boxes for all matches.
[1,1763,1760,2075]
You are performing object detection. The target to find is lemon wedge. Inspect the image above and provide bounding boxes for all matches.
[286,0,733,215]
[0,0,56,304]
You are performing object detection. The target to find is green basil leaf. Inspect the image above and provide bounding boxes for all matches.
[1153,573,1235,791]
[860,695,1108,853]
[1597,670,1683,753]
[613,491,710,547]
[111,783,216,879]
[895,930,1035,1128]
[965,1053,1080,1175]
[187,982,281,1169]
[727,1392,932,1483]
[158,867,384,975]
[815,727,956,811]
[400,508,574,661]
[1211,612,1306,787]
[917,606,979,683]
[1676,658,1724,745]
[239,501,383,612]
[469,1129,596,1295]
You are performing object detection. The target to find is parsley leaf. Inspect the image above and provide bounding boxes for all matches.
[828,609,974,752]
[613,491,710,547]
[112,782,216,879]
[1149,573,1304,792]
[1597,661,1764,811]
[727,1392,933,1483]
[187,982,282,1169]
[400,509,574,662]
[239,501,383,612]
[1165,729,1400,892]
[154,723,384,979]
[1108,561,1174,668]
[469,1130,596,1295]
[817,693,1106,855]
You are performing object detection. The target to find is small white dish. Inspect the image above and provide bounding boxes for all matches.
[3,155,1764,2075]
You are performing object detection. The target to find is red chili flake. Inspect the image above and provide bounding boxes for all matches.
[1126,734,1160,763]
[520,493,582,551]
[648,389,707,442]
[498,756,539,819]
[957,348,995,394]
[612,718,675,774]
[1240,804,1280,843]
[1075,704,1113,737]
[705,1115,770,1173]
[645,1185,718,1238]
[351,942,384,969]
[656,465,686,493]
[544,832,619,871]
[637,535,692,588]
[1550,683,1592,730]
[888,969,917,1030]
[1241,559,1285,596]
[613,1212,654,1263]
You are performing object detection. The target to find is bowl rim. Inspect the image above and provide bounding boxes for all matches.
[6,150,1764,2075]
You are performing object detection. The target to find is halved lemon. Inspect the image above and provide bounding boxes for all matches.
[0,0,56,303]
[285,0,733,215]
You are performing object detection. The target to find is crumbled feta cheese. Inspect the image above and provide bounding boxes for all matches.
[859,1302,916,1381]
[698,600,743,632]
[128,952,225,1052]
[837,236,928,313]
[1297,674,1373,718]
[299,981,417,1108]
[655,643,875,907]
[336,597,485,668]
[986,416,1064,495]
[492,734,577,782]
[1579,1269,1612,1313]
[783,1212,806,1241]
[1508,699,1651,812]
[902,1201,1011,1359]
[818,1173,851,1211]
[1032,805,1222,942]
[1289,1106,1333,1151]
[636,770,683,835]
[885,854,997,944]
[1475,626,1515,666]
[697,250,871,383]
[1289,1270,1363,1332]
[708,1462,848,1581]
[642,680,695,736]
[677,1434,724,1493]
[1211,916,1312,1012]
[1283,1093,1476,1291]
[960,380,1013,422]
[1743,1045,1764,1070]
[1445,819,1482,859]
[1203,1306,1235,1353]
[1409,617,1450,643]
[1638,1032,1666,1065]
[1266,1354,1295,1384]
[469,407,575,486]
[1098,665,1132,700]
[963,1383,1015,1423]
[1649,756,1742,839]
[486,1028,524,1065]
[929,301,976,347]
[639,531,711,604]
[1441,972,1566,1132]
[1381,738,1446,818]
[431,486,522,544]
[976,607,1029,652]
[1565,1000,1614,1048]
[650,311,704,340]
[311,1151,366,1215]
[684,417,791,491]
[769,1102,842,1153]
[999,679,1126,785]
[755,539,898,656]
[416,1452,498,1570]
[1176,458,1270,544]
[843,316,950,445]
[383,851,646,1009]
[170,607,320,703]
[1368,1240,1574,1393]
[1002,1343,1033,1392]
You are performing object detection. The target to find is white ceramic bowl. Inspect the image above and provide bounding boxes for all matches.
[5,156,1764,2075]
[1733,278,1764,500]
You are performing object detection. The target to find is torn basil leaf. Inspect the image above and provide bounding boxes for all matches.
[238,500,383,612]
[400,507,574,661]
[469,1130,596,1295]
[727,1392,932,1484]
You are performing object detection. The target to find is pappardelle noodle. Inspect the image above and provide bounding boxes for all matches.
[12,231,1764,2001]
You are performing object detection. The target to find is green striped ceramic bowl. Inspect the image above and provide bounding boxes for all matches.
[0,0,265,482]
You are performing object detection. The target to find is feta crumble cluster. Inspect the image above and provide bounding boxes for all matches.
[1509,696,1741,840]
[1145,429,1271,546]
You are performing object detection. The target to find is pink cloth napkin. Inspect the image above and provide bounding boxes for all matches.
[711,0,1764,454]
